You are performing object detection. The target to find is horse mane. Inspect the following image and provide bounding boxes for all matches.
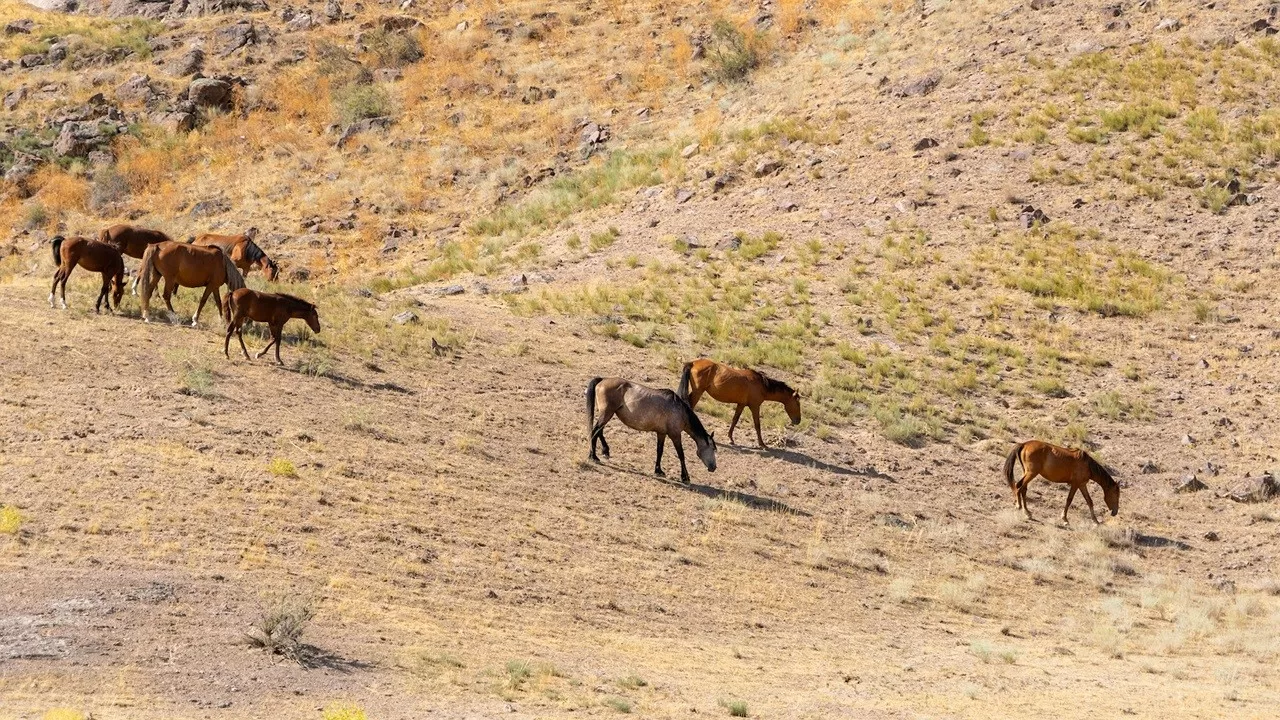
[275,292,316,313]
[1084,452,1116,487]
[678,396,711,441]
[242,239,267,264]
[756,370,795,396]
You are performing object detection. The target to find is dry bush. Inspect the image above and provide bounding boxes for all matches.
[246,596,315,660]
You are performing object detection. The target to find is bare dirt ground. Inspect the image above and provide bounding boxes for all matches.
[2,271,1280,719]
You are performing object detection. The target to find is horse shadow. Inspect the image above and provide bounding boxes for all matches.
[295,644,375,673]
[664,477,813,517]
[724,445,891,480]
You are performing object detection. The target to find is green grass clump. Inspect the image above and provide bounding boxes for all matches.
[321,703,367,720]
[719,699,749,717]
[267,458,298,478]
[334,83,395,124]
[0,506,24,535]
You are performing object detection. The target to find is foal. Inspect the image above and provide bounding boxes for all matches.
[49,235,125,313]
[586,377,717,484]
[224,288,321,365]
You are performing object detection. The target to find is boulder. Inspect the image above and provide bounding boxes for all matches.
[1174,475,1208,494]
[115,74,155,104]
[165,48,204,77]
[53,121,109,158]
[151,110,196,133]
[214,20,256,57]
[1223,473,1280,504]
[188,78,233,110]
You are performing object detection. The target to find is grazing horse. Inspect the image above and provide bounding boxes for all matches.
[48,235,125,313]
[137,241,245,326]
[99,224,174,295]
[586,377,717,484]
[1003,440,1120,524]
[224,288,321,365]
[678,358,801,448]
[193,229,279,281]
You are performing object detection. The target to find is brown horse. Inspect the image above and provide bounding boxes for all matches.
[586,377,717,484]
[224,288,321,364]
[137,241,245,326]
[1003,440,1120,524]
[49,235,125,313]
[193,229,279,281]
[678,359,801,448]
[99,224,175,295]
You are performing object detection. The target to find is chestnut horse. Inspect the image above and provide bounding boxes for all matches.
[224,288,321,365]
[49,235,125,313]
[678,359,801,448]
[137,241,245,326]
[99,224,174,295]
[1003,440,1120,524]
[586,377,717,484]
[193,229,279,281]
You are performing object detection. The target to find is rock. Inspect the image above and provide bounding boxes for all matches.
[391,310,418,324]
[375,68,403,83]
[4,19,33,35]
[325,0,343,22]
[1175,475,1208,493]
[1214,578,1237,594]
[4,158,39,189]
[19,53,45,68]
[437,284,465,296]
[711,173,735,192]
[754,158,783,177]
[1223,472,1280,503]
[873,140,892,151]
[115,74,155,104]
[777,200,799,212]
[151,111,195,133]
[188,78,233,110]
[166,48,204,77]
[912,137,940,151]
[509,274,527,292]
[1029,0,1058,8]
[335,116,393,149]
[53,121,109,158]
[1018,204,1049,228]
[1249,18,1278,35]
[681,142,700,159]
[521,86,543,104]
[87,149,115,167]
[214,20,256,57]
[894,198,916,213]
[1101,3,1123,17]
[3,87,26,111]
[1181,434,1195,445]
[46,42,67,64]
[1139,460,1159,474]
[1104,19,1130,31]
[716,235,741,251]
[1155,17,1181,32]
[889,71,941,98]
[188,198,229,217]
[1203,530,1220,541]
[674,189,694,204]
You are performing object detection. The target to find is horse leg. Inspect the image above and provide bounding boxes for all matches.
[672,434,690,484]
[1018,471,1036,519]
[728,404,745,445]
[1062,486,1077,524]
[687,388,704,408]
[273,323,285,365]
[237,325,251,360]
[59,267,70,309]
[161,279,177,316]
[224,322,234,359]
[588,406,616,461]
[1079,485,1100,525]
[654,433,666,477]
[750,403,765,449]
[193,287,214,327]
[50,269,64,308]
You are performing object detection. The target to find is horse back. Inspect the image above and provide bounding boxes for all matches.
[702,361,762,404]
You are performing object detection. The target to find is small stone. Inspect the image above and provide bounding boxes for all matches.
[438,284,465,296]
[680,142,700,159]
[894,198,916,213]
[1224,472,1280,503]
[912,137,940,151]
[754,158,783,177]
[674,189,694,204]
[1175,475,1208,493]
[391,310,418,325]
[1181,434,1195,445]
[1203,531,1220,541]
[1139,460,1159,474]
[1155,17,1182,32]
[4,19,34,35]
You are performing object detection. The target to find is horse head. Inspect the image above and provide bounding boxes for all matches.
[111,271,125,307]
[305,307,321,334]
[1103,480,1120,516]
[696,431,717,473]
[783,390,802,425]
[263,258,280,282]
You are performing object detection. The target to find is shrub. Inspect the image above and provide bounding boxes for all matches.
[0,506,24,535]
[363,29,423,68]
[321,703,368,720]
[246,596,315,659]
[707,19,765,82]
[604,697,633,713]
[334,83,394,124]
[90,167,131,213]
[719,699,749,717]
[267,458,298,478]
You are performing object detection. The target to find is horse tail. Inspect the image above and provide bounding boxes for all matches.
[51,235,65,265]
[585,377,603,437]
[138,243,160,299]
[1003,441,1027,490]
[677,361,694,402]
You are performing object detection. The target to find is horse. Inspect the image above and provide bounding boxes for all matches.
[224,288,321,365]
[192,229,279,281]
[678,358,801,448]
[137,241,245,327]
[1003,440,1120,524]
[99,224,174,295]
[48,235,125,313]
[586,377,717,484]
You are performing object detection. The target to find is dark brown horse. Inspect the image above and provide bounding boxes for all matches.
[193,229,279,281]
[224,288,321,365]
[678,359,801,448]
[586,377,717,484]
[49,235,125,313]
[1004,440,1120,524]
[137,241,245,326]
[99,224,175,295]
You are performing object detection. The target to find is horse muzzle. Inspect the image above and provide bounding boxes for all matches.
[1111,509,1118,516]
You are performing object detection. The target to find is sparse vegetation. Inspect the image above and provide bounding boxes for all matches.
[719,698,749,717]
[0,505,24,535]
[321,703,368,720]
[245,596,315,660]
[267,458,298,478]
